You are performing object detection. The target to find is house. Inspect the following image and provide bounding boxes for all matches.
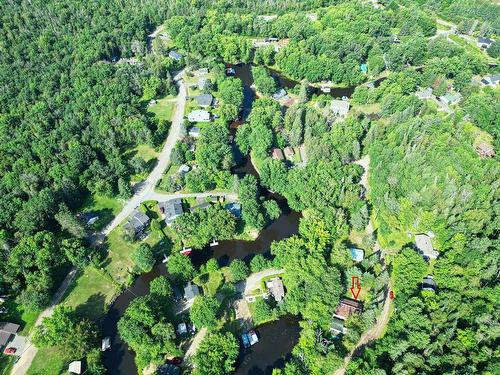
[224,203,242,218]
[158,198,183,226]
[271,148,285,160]
[477,37,494,49]
[178,164,190,175]
[475,142,495,158]
[123,210,150,237]
[349,248,364,262]
[415,234,439,259]
[0,322,19,350]
[157,364,180,375]
[272,88,288,100]
[184,283,200,303]
[68,361,83,375]
[266,277,285,302]
[168,50,183,60]
[422,276,437,291]
[488,74,500,86]
[334,298,363,320]
[415,87,433,100]
[330,317,346,334]
[198,77,207,90]
[196,93,213,107]
[187,109,211,123]
[439,92,461,105]
[188,126,200,137]
[284,146,294,159]
[331,99,350,117]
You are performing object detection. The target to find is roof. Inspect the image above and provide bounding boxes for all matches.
[331,99,350,114]
[0,322,19,347]
[266,277,285,302]
[272,88,287,100]
[330,317,345,334]
[177,322,187,335]
[415,87,433,99]
[196,94,213,107]
[168,51,183,60]
[158,199,183,224]
[441,92,461,104]
[476,142,495,157]
[489,74,500,83]
[272,148,284,160]
[157,364,180,375]
[125,210,150,234]
[478,37,493,44]
[415,234,439,259]
[284,146,294,156]
[68,361,82,374]
[225,203,242,218]
[184,283,200,301]
[349,248,364,262]
[198,77,207,90]
[187,109,211,122]
[360,63,368,73]
[178,164,190,174]
[188,126,200,136]
[335,298,363,320]
[422,276,437,291]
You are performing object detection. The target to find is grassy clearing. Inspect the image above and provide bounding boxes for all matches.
[352,102,381,114]
[79,194,123,231]
[27,346,67,375]
[148,95,176,122]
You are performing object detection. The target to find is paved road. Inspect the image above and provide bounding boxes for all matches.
[10,269,78,375]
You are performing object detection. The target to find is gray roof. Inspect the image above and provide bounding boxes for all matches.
[415,234,439,259]
[124,210,150,234]
[0,322,19,347]
[489,74,500,83]
[187,109,211,122]
[266,277,285,302]
[184,283,200,301]
[157,364,180,375]
[478,37,493,44]
[196,94,213,107]
[159,199,183,225]
[415,87,433,99]
[168,51,183,60]
[422,276,437,291]
[272,88,287,100]
[331,99,350,115]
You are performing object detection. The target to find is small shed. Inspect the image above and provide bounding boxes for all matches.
[415,87,433,100]
[196,94,213,107]
[415,234,439,259]
[271,148,285,160]
[168,51,183,60]
[266,277,285,302]
[422,276,437,291]
[178,164,190,175]
[187,110,211,123]
[284,146,295,159]
[349,248,364,262]
[331,99,350,117]
[68,361,82,375]
[188,126,200,137]
[184,283,200,302]
[330,317,345,334]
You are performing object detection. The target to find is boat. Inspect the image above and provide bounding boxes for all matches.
[101,337,111,351]
[180,247,192,255]
[209,239,219,247]
[241,333,250,348]
[241,329,259,348]
[162,254,169,263]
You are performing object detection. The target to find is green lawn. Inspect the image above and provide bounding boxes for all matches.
[79,193,123,231]
[27,346,67,375]
[1,299,39,335]
[148,95,176,122]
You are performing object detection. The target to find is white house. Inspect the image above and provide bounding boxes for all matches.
[331,99,350,117]
[187,110,211,123]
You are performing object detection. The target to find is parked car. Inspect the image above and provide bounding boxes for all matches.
[4,347,16,355]
[166,357,183,365]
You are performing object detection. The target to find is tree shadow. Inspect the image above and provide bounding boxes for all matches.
[74,293,107,323]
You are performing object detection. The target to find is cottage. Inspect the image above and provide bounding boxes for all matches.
[158,198,183,226]
[422,276,437,291]
[168,50,183,60]
[334,298,363,320]
[415,234,439,259]
[68,361,83,375]
[157,364,180,375]
[330,317,346,334]
[123,210,150,237]
[187,109,211,123]
[188,126,201,137]
[196,93,213,107]
[349,248,364,262]
[284,146,295,159]
[415,87,433,100]
[271,148,285,160]
[331,99,350,117]
[477,37,494,49]
[440,92,461,105]
[178,164,190,175]
[184,283,200,303]
[198,77,207,90]
[0,322,19,349]
[475,142,495,158]
[266,277,285,302]
[271,88,288,100]
[224,203,242,218]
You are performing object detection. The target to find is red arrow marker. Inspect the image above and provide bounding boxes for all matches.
[350,276,361,300]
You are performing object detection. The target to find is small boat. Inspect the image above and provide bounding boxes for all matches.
[225,67,235,76]
[209,239,219,247]
[321,86,331,93]
[180,247,192,255]
[101,337,111,351]
[162,254,169,263]
[241,329,259,348]
[241,333,251,348]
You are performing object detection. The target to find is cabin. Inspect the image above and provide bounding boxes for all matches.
[123,210,150,238]
[334,298,363,320]
[187,109,211,123]
[184,283,200,303]
[284,146,295,159]
[188,126,201,137]
[0,322,19,351]
[477,37,494,49]
[68,361,83,375]
[475,142,495,158]
[414,234,439,260]
[224,202,242,218]
[272,88,288,100]
[168,50,183,60]
[178,164,190,175]
[266,277,285,302]
[196,93,213,107]
[422,276,437,291]
[439,92,461,105]
[330,317,346,334]
[158,199,183,226]
[157,364,180,375]
[271,148,285,160]
[349,248,364,262]
[331,99,350,117]
[415,87,433,100]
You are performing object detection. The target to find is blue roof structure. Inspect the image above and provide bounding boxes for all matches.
[360,64,368,73]
[225,203,242,218]
[349,248,364,262]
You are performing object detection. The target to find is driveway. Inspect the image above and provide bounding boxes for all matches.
[235,269,284,296]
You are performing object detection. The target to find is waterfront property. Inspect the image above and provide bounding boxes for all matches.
[266,277,285,302]
[331,99,350,117]
[158,198,183,226]
[184,283,200,303]
[349,248,364,262]
[334,298,363,320]
[196,93,214,107]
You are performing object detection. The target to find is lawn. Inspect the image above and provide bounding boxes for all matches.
[79,193,123,231]
[148,95,176,122]
[1,299,39,335]
[27,346,67,375]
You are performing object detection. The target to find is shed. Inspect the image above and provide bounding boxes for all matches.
[266,277,285,302]
[158,198,183,226]
[196,94,213,107]
[334,298,363,320]
[0,322,19,348]
[198,77,207,91]
[331,99,350,117]
[188,126,200,137]
[168,51,183,60]
[360,64,368,74]
[157,364,180,375]
[422,276,437,291]
[271,148,285,160]
[68,361,82,374]
[271,88,288,100]
[415,87,433,100]
[187,109,211,123]
[349,248,364,262]
[123,210,150,237]
[415,234,439,259]
[184,283,200,302]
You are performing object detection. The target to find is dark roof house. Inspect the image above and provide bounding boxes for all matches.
[184,283,200,302]
[188,126,200,137]
[0,322,19,348]
[334,298,363,320]
[123,210,150,237]
[158,199,183,226]
[196,94,213,107]
[422,276,437,291]
[272,88,288,100]
[477,37,494,48]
